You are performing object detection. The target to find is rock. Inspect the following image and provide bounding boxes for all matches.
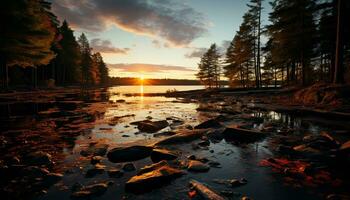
[195,119,222,129]
[223,126,266,143]
[90,156,103,165]
[340,140,350,153]
[71,183,108,198]
[187,160,210,172]
[85,164,105,178]
[125,164,184,193]
[154,129,210,146]
[137,120,169,133]
[116,99,126,103]
[123,163,136,171]
[25,151,52,166]
[229,178,248,187]
[208,161,221,168]
[137,160,168,175]
[151,149,178,163]
[189,179,225,200]
[107,145,153,163]
[241,196,251,200]
[107,168,123,178]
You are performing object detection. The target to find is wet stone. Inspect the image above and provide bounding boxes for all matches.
[137,120,169,133]
[123,163,136,171]
[187,160,210,172]
[125,163,184,193]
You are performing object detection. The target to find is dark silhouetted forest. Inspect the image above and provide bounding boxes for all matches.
[198,0,350,88]
[0,0,109,89]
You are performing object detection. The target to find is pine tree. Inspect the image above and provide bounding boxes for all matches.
[266,0,317,86]
[55,21,81,85]
[196,44,221,88]
[78,33,93,86]
[92,52,109,86]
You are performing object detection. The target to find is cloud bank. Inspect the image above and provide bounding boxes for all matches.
[90,39,129,54]
[51,0,208,46]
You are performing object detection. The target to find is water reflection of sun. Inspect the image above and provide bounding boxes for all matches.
[139,75,144,102]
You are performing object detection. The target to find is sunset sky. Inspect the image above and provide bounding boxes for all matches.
[50,0,270,79]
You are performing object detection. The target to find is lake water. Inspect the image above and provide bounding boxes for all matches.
[1,86,349,200]
[109,85,204,94]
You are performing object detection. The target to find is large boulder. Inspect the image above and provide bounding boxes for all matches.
[107,145,153,163]
[125,162,184,193]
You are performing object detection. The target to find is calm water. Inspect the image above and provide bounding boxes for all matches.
[110,85,204,94]
[1,86,349,200]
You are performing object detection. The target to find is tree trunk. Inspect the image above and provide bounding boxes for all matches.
[257,0,262,88]
[334,0,345,84]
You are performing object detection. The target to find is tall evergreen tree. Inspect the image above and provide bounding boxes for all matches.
[78,33,93,86]
[196,44,221,88]
[55,20,81,85]
[92,52,109,86]
[266,0,317,86]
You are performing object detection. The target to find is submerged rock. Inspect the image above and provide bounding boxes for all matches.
[107,145,153,163]
[137,120,169,133]
[187,160,210,172]
[151,148,178,163]
[125,163,184,193]
[123,163,136,171]
[189,179,225,200]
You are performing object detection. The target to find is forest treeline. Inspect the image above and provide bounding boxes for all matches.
[0,0,109,89]
[109,77,228,86]
[197,0,350,88]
